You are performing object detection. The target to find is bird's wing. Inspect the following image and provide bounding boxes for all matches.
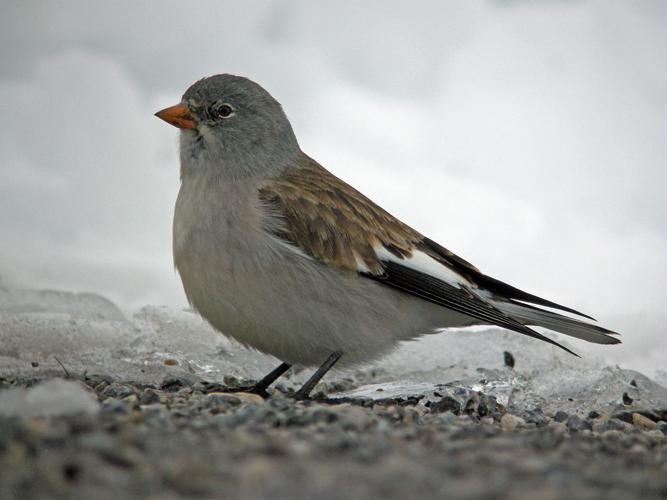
[259,155,478,276]
[258,155,619,352]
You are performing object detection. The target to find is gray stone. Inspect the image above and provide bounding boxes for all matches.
[102,397,131,415]
[553,410,569,423]
[524,408,550,427]
[592,418,631,433]
[657,421,667,436]
[100,382,138,400]
[428,395,462,414]
[205,393,244,408]
[139,388,161,405]
[567,415,592,432]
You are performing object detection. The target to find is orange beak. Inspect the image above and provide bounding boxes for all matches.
[154,103,197,129]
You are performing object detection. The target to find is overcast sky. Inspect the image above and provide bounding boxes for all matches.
[0,1,664,374]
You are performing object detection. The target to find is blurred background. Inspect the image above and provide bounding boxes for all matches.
[0,1,664,375]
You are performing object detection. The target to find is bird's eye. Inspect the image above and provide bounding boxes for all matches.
[210,103,234,120]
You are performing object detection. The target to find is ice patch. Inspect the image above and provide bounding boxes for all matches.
[0,286,665,415]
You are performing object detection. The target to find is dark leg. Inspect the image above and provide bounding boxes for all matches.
[249,362,293,396]
[214,362,292,398]
[294,351,342,400]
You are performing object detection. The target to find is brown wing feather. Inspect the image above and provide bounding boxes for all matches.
[259,155,408,273]
[259,155,472,275]
[258,154,597,326]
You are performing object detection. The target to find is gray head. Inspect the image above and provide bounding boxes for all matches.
[156,74,300,179]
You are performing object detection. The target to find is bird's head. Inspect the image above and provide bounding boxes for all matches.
[156,74,299,179]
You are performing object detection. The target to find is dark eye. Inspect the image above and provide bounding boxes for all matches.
[210,103,234,120]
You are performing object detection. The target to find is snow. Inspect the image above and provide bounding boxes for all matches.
[0,287,278,384]
[1,286,665,415]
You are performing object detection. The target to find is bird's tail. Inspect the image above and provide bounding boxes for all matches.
[492,299,621,345]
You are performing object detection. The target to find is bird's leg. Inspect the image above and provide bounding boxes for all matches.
[294,351,342,400]
[212,362,292,398]
[248,362,293,396]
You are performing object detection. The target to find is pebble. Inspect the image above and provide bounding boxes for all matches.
[231,392,265,405]
[1,375,666,500]
[592,418,631,433]
[632,413,658,431]
[139,388,161,405]
[601,429,631,445]
[337,404,374,431]
[122,394,139,409]
[206,392,264,408]
[500,414,525,432]
[503,351,515,368]
[524,408,550,427]
[206,392,244,407]
[643,430,665,443]
[139,403,168,418]
[102,397,131,415]
[548,421,568,436]
[553,410,569,423]
[0,379,100,417]
[161,377,190,391]
[657,421,667,436]
[432,411,458,425]
[84,373,114,387]
[428,396,461,414]
[100,382,137,400]
[566,415,592,432]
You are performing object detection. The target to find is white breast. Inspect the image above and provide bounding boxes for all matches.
[173,175,478,367]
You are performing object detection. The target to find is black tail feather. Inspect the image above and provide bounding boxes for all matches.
[473,273,596,321]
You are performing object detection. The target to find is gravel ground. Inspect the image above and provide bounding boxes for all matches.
[1,374,666,500]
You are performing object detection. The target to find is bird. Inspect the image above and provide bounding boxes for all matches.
[155,74,620,399]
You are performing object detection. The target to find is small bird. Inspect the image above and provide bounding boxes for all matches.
[155,74,620,398]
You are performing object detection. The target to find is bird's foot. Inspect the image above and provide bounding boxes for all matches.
[291,390,311,401]
[290,351,343,401]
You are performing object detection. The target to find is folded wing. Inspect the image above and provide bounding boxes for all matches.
[259,155,620,354]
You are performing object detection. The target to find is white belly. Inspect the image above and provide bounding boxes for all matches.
[173,177,475,367]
